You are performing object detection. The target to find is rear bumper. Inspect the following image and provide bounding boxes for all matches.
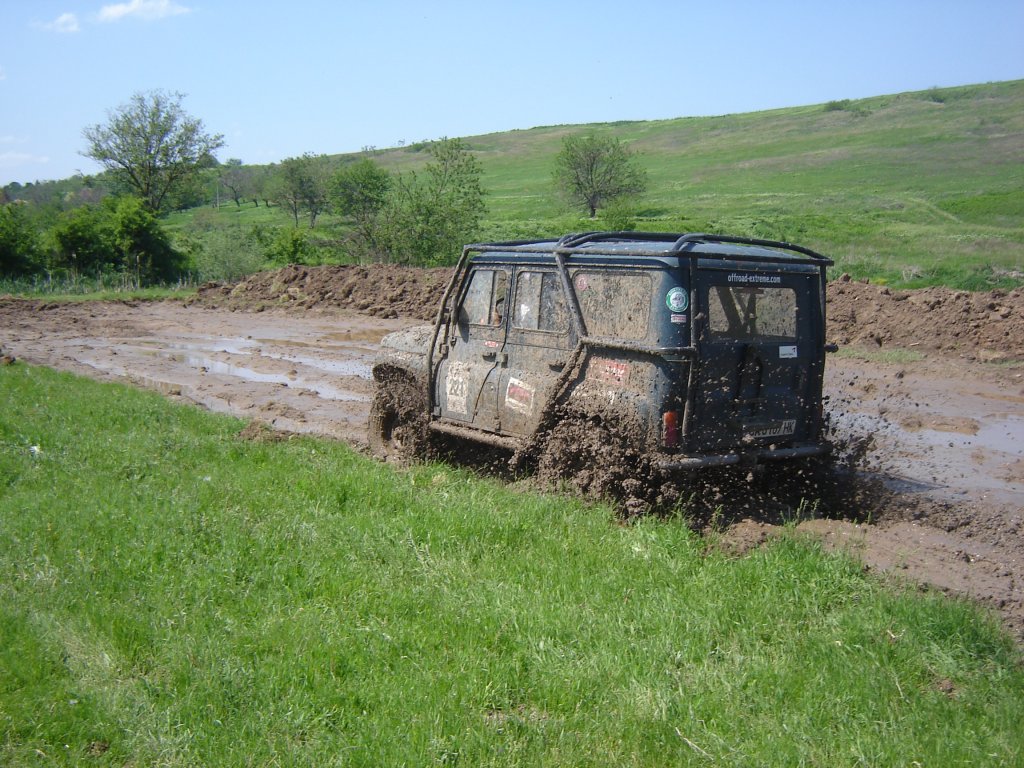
[656,442,831,471]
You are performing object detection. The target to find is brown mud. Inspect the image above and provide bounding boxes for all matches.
[1,265,1022,640]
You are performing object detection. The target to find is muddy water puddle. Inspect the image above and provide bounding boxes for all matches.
[113,335,374,401]
[135,338,375,375]
[141,337,257,356]
[263,352,372,378]
[169,353,366,402]
[825,355,1024,506]
[157,345,372,383]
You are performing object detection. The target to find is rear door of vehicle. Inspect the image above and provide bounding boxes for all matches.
[689,266,820,452]
[435,266,510,430]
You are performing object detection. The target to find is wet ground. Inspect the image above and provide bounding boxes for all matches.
[0,301,408,443]
[1,292,1022,640]
[828,355,1024,508]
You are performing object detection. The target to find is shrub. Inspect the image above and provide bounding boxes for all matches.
[0,203,43,275]
[185,226,266,282]
[266,227,315,266]
[824,99,852,112]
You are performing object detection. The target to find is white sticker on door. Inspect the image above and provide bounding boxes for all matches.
[505,377,536,414]
[445,362,470,415]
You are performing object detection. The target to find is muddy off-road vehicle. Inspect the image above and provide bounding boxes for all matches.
[369,232,834,500]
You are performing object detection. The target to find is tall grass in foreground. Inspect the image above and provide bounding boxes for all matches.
[1,364,1021,766]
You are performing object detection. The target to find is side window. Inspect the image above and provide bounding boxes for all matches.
[459,269,509,327]
[513,271,569,334]
[571,270,651,340]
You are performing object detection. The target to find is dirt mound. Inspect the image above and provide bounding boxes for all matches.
[189,264,451,321]
[191,265,1024,362]
[827,275,1024,362]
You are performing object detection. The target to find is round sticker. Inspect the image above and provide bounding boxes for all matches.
[666,287,688,312]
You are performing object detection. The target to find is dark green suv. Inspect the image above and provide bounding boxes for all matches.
[369,232,833,496]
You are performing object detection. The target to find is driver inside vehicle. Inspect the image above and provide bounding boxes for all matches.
[491,292,505,325]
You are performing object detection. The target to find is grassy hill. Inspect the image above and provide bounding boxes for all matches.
[170,80,1024,289]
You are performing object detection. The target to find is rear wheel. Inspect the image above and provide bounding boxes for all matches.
[368,375,429,463]
[535,408,665,514]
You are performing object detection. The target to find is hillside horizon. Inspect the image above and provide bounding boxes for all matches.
[5,78,1020,188]
[6,78,1021,290]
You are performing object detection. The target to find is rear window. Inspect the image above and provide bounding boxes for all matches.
[571,271,651,339]
[707,285,797,340]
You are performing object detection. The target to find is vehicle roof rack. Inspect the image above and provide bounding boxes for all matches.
[671,232,832,264]
[467,231,832,265]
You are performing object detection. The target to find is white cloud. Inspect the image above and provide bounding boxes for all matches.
[31,13,80,33]
[98,0,191,22]
[0,151,50,170]
[46,12,81,33]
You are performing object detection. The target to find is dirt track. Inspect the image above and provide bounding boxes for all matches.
[1,266,1022,640]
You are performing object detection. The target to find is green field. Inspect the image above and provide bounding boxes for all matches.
[168,80,1024,290]
[2,362,1022,766]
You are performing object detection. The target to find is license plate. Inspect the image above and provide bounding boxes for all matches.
[745,419,796,439]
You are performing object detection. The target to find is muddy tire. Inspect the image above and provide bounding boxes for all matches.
[368,375,429,463]
[535,408,663,514]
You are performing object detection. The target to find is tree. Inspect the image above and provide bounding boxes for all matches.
[553,134,647,218]
[184,224,266,282]
[0,203,43,276]
[51,196,181,283]
[382,138,486,264]
[266,227,314,266]
[82,89,224,213]
[249,166,273,207]
[51,204,116,275]
[109,196,183,283]
[330,158,392,261]
[219,158,255,208]
[271,154,330,228]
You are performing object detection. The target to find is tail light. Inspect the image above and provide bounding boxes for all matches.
[663,411,680,448]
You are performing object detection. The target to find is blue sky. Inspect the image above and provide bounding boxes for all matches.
[2,0,1022,186]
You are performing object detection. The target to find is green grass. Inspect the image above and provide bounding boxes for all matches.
[169,80,1024,290]
[0,274,197,302]
[2,363,1022,766]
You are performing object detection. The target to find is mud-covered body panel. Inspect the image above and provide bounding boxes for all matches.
[372,324,433,381]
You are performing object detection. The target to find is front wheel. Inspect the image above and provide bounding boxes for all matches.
[368,376,429,463]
